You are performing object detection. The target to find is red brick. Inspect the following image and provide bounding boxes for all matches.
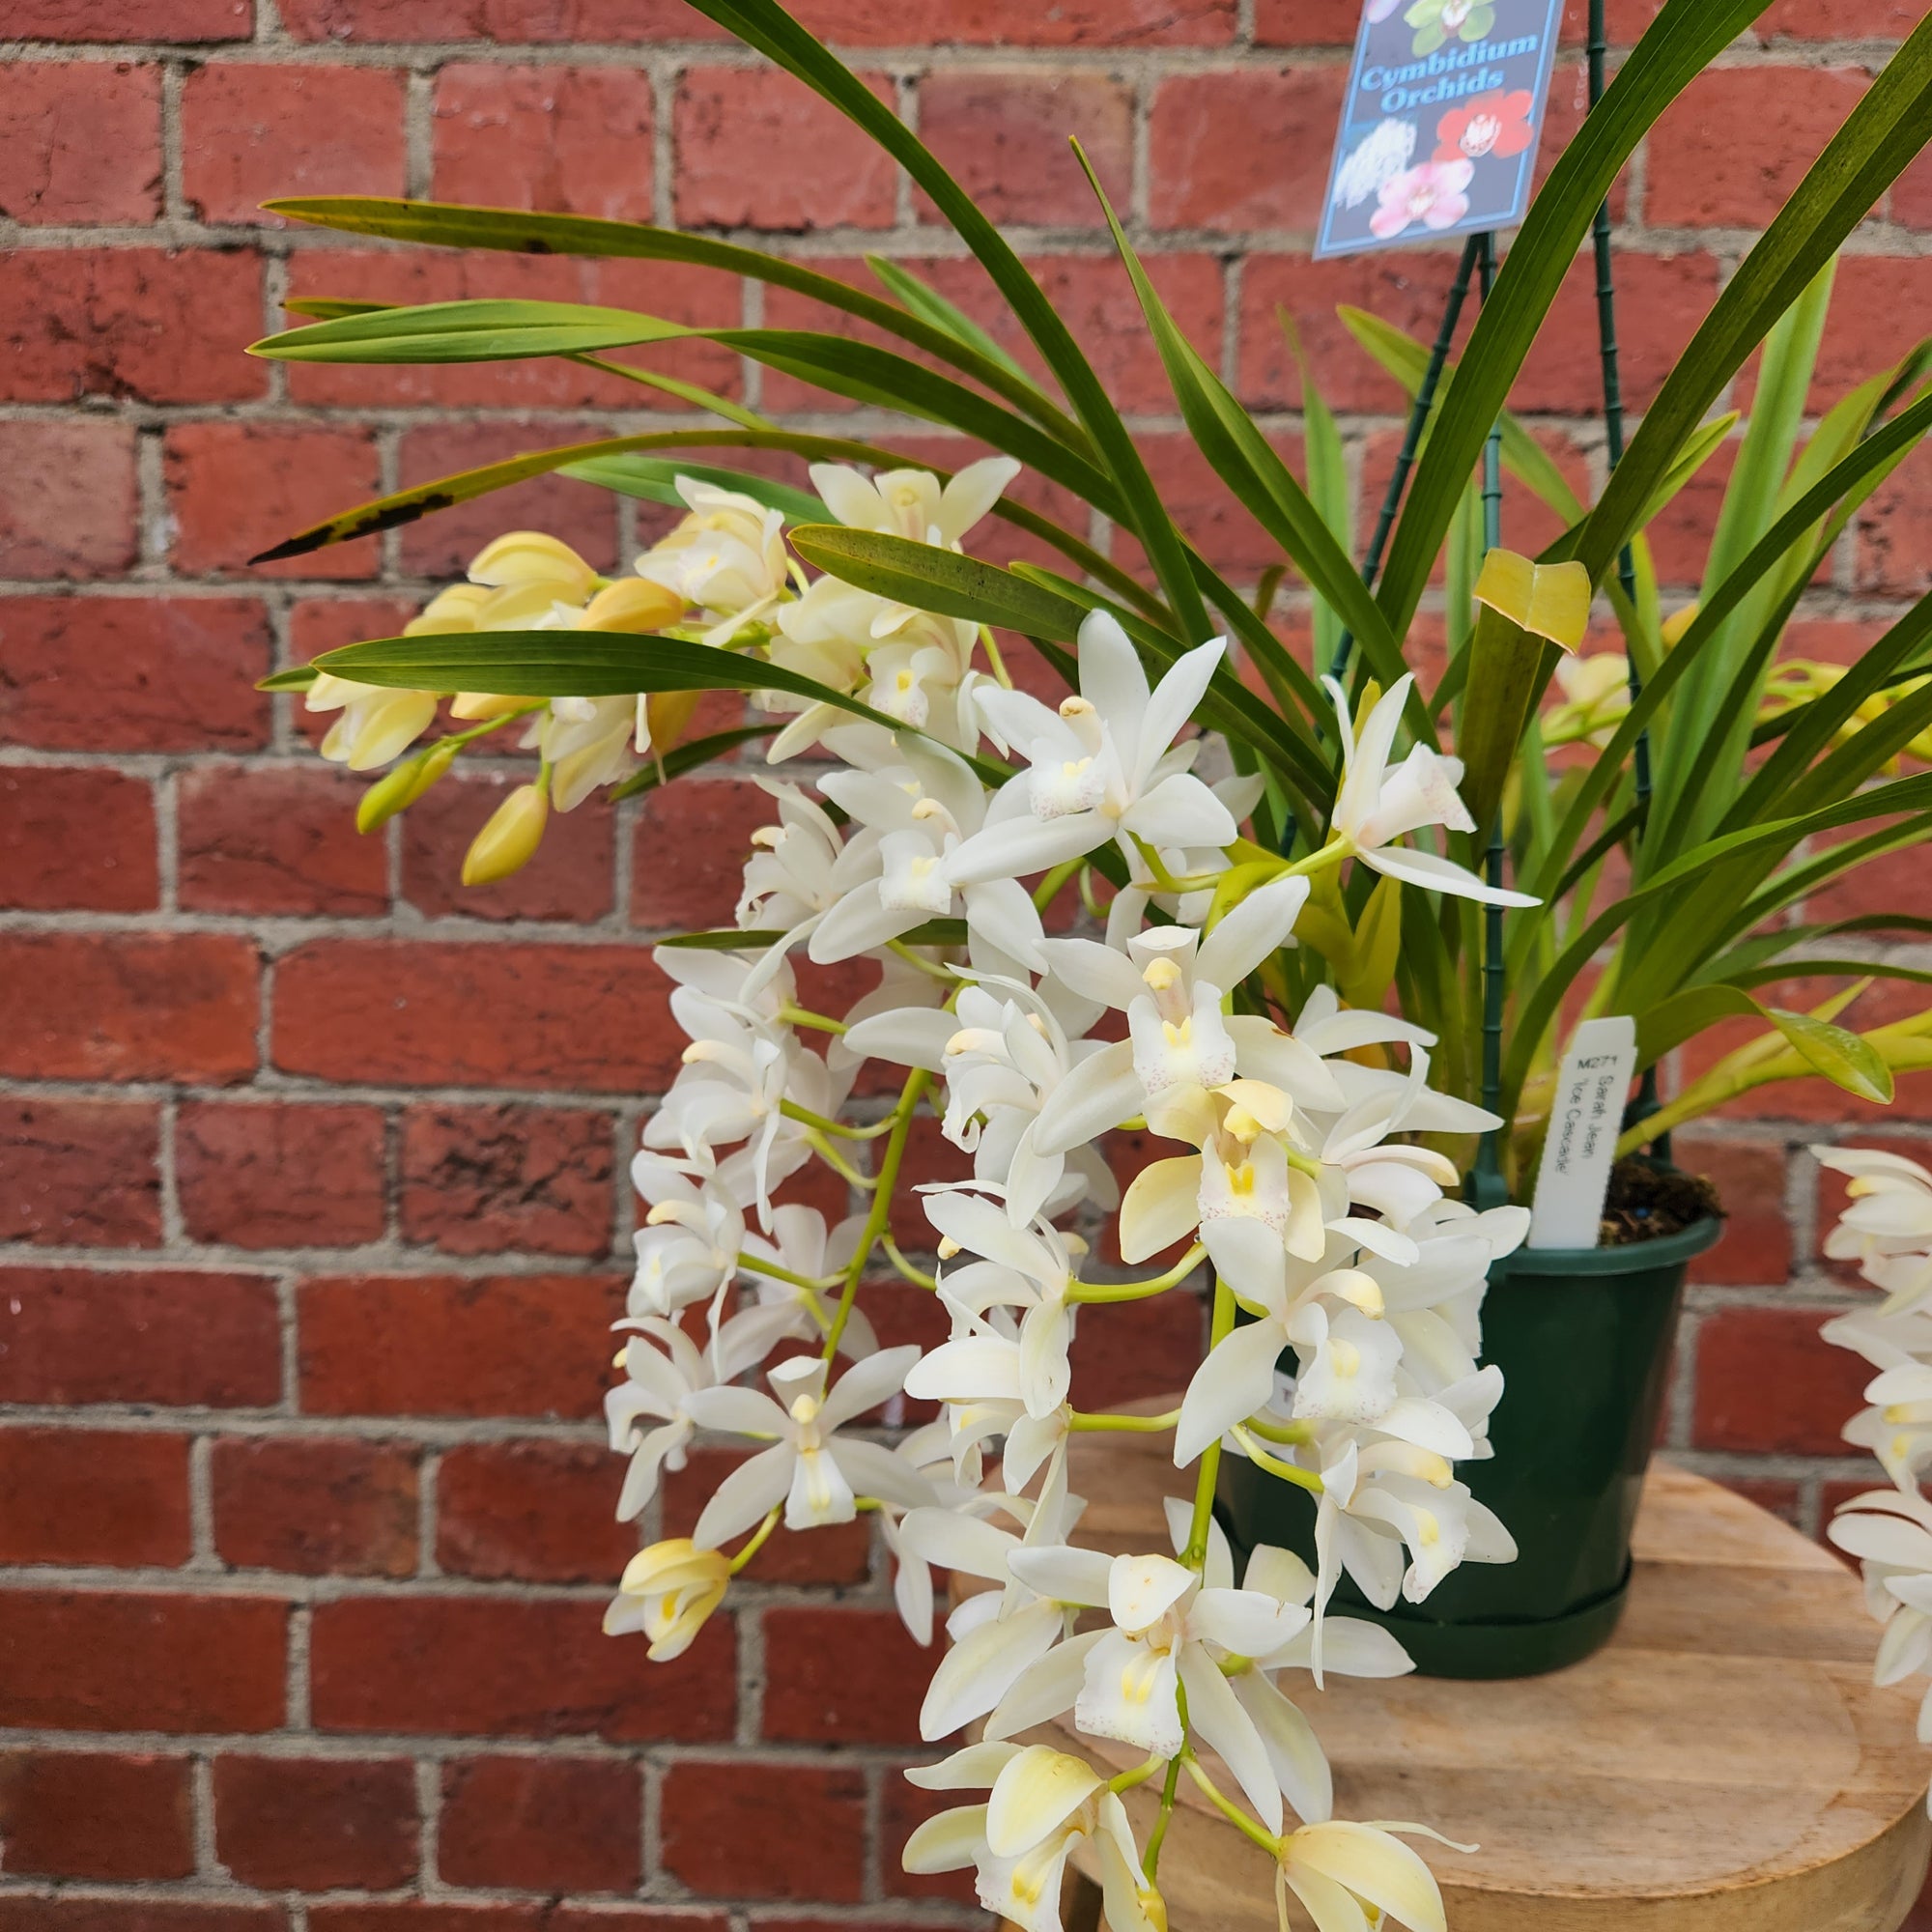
[400,1103,613,1259]
[310,1595,733,1740]
[1237,250,1466,414]
[0,62,160,225]
[1253,0,1376,41]
[309,1914,714,1932]
[1647,67,1872,229]
[0,1750,192,1882]
[0,1099,161,1247]
[762,1605,927,1746]
[437,1439,634,1583]
[662,1447,872,1585]
[1514,251,1722,414]
[0,419,138,577]
[1125,432,1291,580]
[0,1911,282,1932]
[674,68,898,231]
[0,1591,285,1733]
[0,932,259,1084]
[438,1755,641,1892]
[1692,1306,1871,1456]
[915,72,1131,227]
[165,422,383,582]
[1857,444,1932,598]
[790,0,1234,43]
[1150,69,1346,232]
[298,1272,619,1420]
[283,256,737,414]
[186,768,379,920]
[279,0,704,38]
[0,596,270,752]
[214,1755,418,1891]
[8,0,250,36]
[0,247,266,404]
[629,776,771,928]
[213,1435,420,1578]
[0,766,156,912]
[0,1267,280,1408]
[1674,1139,1790,1287]
[1071,1285,1208,1412]
[273,939,679,1093]
[1757,0,1920,32]
[183,65,407,225]
[433,64,654,219]
[177,1099,386,1251]
[401,771,616,923]
[0,1428,189,1568]
[660,1759,867,1899]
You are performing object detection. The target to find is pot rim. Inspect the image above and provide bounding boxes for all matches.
[1491,1211,1723,1278]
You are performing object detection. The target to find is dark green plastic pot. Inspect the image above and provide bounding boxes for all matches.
[1218,1213,1722,1680]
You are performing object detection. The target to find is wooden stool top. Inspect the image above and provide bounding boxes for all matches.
[1017,1402,1932,1932]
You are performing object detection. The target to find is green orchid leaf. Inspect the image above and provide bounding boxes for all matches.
[866,255,1032,384]
[257,665,322,692]
[561,455,825,524]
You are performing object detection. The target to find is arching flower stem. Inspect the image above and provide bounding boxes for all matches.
[823,1066,932,1360]
[1068,1244,1208,1304]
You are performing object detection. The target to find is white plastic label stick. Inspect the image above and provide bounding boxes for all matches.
[1527,1016,1638,1250]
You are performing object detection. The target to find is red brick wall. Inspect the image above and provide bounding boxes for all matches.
[3,3,1931,1927]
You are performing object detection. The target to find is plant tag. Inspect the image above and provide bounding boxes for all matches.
[1527,1016,1637,1250]
[1316,0,1566,261]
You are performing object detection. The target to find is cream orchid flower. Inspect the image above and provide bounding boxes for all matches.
[1815,1146,1932,1313]
[1277,1819,1450,1932]
[634,476,789,645]
[603,1538,731,1661]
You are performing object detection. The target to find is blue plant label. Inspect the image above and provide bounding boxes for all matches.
[1315,0,1567,260]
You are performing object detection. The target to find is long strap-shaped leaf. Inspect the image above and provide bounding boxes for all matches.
[681,0,1210,642]
[1577,14,1932,587]
[1374,0,1775,635]
[253,301,1122,516]
[268,195,1084,447]
[310,627,1007,783]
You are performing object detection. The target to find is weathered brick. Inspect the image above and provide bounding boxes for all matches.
[1150,69,1347,232]
[0,766,156,912]
[762,1605,927,1746]
[1692,1306,1872,1455]
[0,1907,283,1932]
[0,932,260,1083]
[0,418,138,577]
[8,0,250,37]
[1071,1285,1208,1412]
[213,1756,418,1891]
[272,939,679,1093]
[0,62,161,226]
[433,64,655,219]
[0,1428,190,1568]
[0,1267,281,1408]
[437,1439,633,1582]
[213,1435,420,1578]
[298,1272,620,1419]
[0,1099,161,1247]
[1514,251,1722,414]
[0,248,266,404]
[0,1750,193,1882]
[308,1912,715,1932]
[915,71,1131,226]
[438,1755,642,1892]
[674,68,898,231]
[1675,1138,1791,1287]
[309,1595,734,1740]
[177,1098,387,1250]
[0,1592,286,1733]
[183,64,407,225]
[791,0,1234,43]
[0,597,270,753]
[661,1759,867,1899]
[164,422,383,582]
[279,0,704,39]
[178,763,388,918]
[399,1102,614,1258]
[401,770,617,923]
[630,776,772,929]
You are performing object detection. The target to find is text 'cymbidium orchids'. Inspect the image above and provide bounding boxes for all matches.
[1818,1148,1932,1812]
[297,460,1538,1932]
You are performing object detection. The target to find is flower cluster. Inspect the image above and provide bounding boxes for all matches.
[1817,1149,1932,1801]
[312,458,1538,1932]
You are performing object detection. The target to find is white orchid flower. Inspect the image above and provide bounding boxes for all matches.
[1816,1145,1932,1313]
[634,476,790,645]
[1325,673,1534,908]
[902,1742,1162,1932]
[627,1152,745,1319]
[949,611,1236,885]
[812,456,1021,552]
[681,1348,934,1542]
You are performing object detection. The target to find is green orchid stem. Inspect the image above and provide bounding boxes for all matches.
[1034,855,1084,911]
[882,1237,939,1291]
[1181,1752,1281,1858]
[778,1004,849,1037]
[803,1129,874,1190]
[734,1254,844,1294]
[1109,1754,1168,1795]
[979,623,1015,690]
[1068,1244,1206,1304]
[1241,1414,1315,1447]
[779,1099,897,1140]
[1143,1753,1184,1883]
[1068,1407,1180,1435]
[1183,1273,1240,1570]
[728,1507,781,1575]
[823,1066,931,1361]
[1233,1426,1324,1495]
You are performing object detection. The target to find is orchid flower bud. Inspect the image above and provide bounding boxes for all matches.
[462,779,549,887]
